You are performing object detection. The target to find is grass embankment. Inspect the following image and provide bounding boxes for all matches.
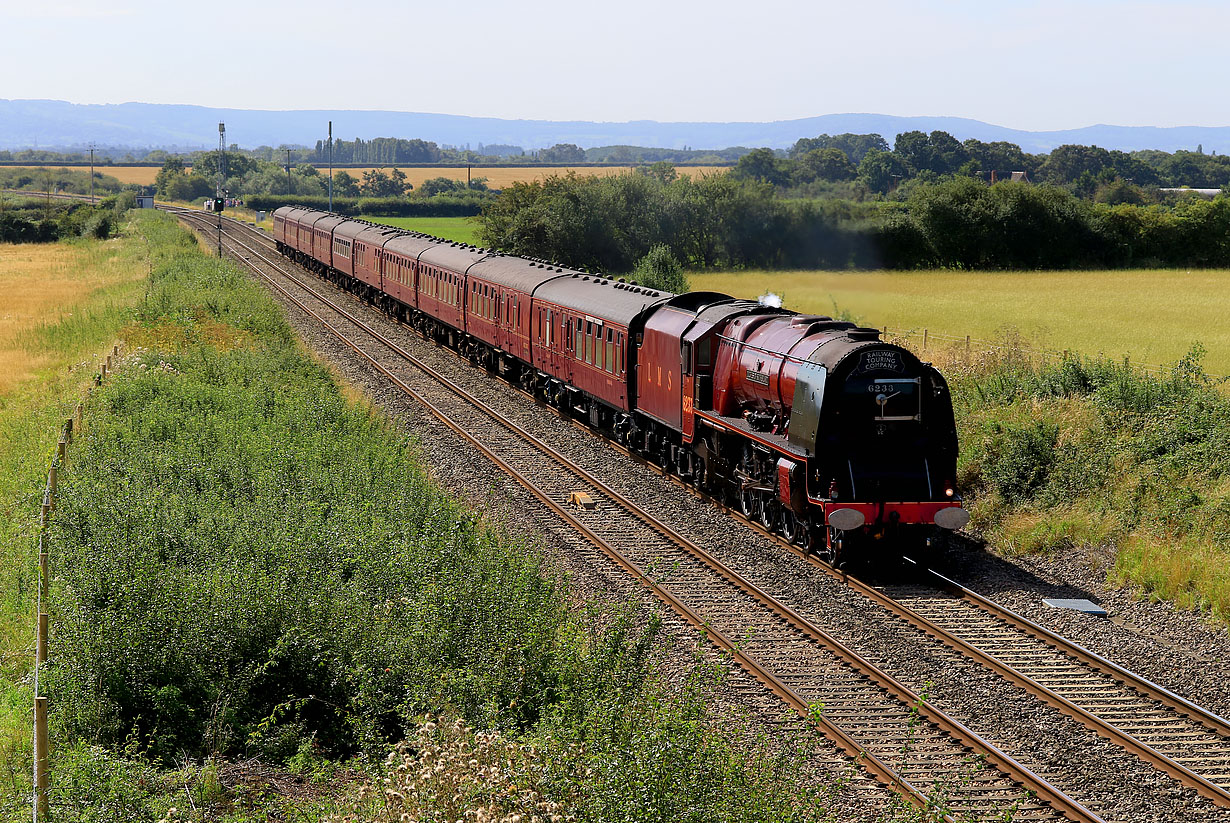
[925,343,1230,617]
[691,269,1230,377]
[362,215,480,244]
[30,213,875,821]
[0,228,151,811]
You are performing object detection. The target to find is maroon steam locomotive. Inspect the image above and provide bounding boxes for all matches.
[274,206,968,564]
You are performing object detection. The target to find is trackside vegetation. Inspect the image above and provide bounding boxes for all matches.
[940,343,1230,616]
[33,213,939,821]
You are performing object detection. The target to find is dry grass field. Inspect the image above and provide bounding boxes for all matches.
[4,165,161,185]
[691,268,1230,377]
[0,241,148,394]
[4,164,729,190]
[356,165,729,189]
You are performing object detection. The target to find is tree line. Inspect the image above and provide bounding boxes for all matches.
[476,168,1230,272]
[733,131,1230,197]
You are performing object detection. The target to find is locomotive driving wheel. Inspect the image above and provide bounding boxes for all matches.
[780,510,805,545]
[740,487,760,521]
[759,494,778,532]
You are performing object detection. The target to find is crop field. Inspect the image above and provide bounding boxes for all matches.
[690,268,1230,377]
[363,215,480,244]
[3,165,161,185]
[349,164,728,189]
[2,164,730,190]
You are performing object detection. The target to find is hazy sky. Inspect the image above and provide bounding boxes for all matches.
[4,0,1228,130]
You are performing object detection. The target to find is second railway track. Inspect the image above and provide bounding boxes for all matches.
[171,207,1230,822]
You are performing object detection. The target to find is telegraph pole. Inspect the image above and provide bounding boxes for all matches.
[285,148,292,198]
[217,122,225,259]
[327,120,333,212]
[89,144,95,204]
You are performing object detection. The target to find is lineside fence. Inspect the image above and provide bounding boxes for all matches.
[31,343,120,822]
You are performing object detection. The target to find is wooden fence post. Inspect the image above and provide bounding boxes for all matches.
[922,329,928,350]
[36,613,48,665]
[34,696,49,821]
[56,438,65,463]
[965,335,971,353]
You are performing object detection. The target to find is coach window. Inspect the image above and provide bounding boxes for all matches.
[605,328,615,373]
[585,321,594,364]
[616,333,624,375]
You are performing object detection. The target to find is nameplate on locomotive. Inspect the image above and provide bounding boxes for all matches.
[853,349,904,375]
[746,367,770,386]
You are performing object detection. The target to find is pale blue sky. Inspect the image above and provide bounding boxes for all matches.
[3,0,1227,130]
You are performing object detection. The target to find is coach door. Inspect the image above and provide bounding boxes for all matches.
[680,340,695,442]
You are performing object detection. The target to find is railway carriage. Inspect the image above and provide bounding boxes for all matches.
[269,205,967,565]
[530,275,667,424]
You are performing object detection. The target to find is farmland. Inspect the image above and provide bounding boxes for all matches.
[690,268,1230,377]
[362,215,480,244]
[2,164,729,190]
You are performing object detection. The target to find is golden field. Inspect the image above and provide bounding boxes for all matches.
[690,268,1230,376]
[362,165,728,188]
[0,240,147,395]
[4,165,160,185]
[4,164,729,189]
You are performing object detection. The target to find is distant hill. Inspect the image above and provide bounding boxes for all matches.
[3,99,1228,155]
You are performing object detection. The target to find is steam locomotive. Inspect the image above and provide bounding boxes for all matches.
[274,206,967,564]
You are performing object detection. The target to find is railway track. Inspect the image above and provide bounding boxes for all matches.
[170,207,1101,822]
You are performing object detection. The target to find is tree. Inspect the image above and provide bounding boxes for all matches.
[731,148,791,187]
[632,244,689,293]
[893,131,969,176]
[418,176,467,196]
[192,150,255,181]
[154,157,186,197]
[637,161,678,184]
[796,147,856,183]
[539,143,585,164]
[857,150,909,194]
[332,170,360,198]
[360,168,410,197]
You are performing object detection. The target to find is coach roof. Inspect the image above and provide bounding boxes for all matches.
[385,232,442,259]
[467,254,573,293]
[535,273,672,327]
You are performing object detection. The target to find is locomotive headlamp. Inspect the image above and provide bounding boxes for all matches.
[945,487,955,498]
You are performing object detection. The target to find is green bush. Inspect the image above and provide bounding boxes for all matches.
[633,244,689,293]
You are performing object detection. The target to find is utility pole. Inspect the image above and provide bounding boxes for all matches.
[89,144,95,204]
[285,147,292,198]
[217,122,226,259]
[328,120,333,212]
